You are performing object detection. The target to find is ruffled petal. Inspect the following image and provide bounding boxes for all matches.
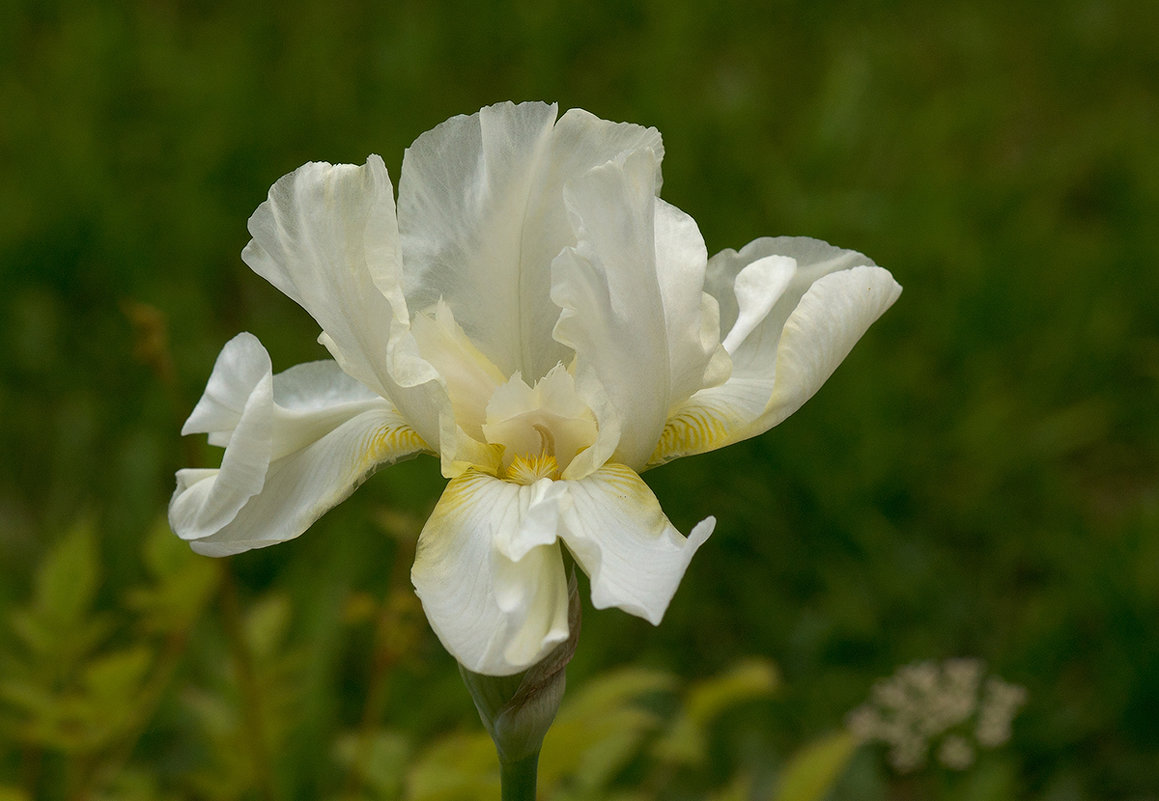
[560,463,713,624]
[174,334,275,537]
[410,299,507,443]
[708,237,880,373]
[653,199,730,403]
[651,238,901,465]
[552,149,721,472]
[399,102,667,380]
[182,332,273,447]
[170,335,427,555]
[763,264,902,425]
[520,107,665,378]
[411,471,571,675]
[242,155,446,446]
[173,407,423,557]
[399,101,562,378]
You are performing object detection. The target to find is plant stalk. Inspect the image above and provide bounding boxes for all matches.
[500,751,540,801]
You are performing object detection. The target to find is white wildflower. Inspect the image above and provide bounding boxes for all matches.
[847,658,1026,774]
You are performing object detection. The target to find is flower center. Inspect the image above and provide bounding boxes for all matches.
[504,452,561,485]
[482,366,598,482]
[409,300,600,482]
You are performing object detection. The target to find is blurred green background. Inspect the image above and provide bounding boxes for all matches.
[2,0,1157,798]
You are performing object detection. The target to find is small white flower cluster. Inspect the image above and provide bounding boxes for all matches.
[846,658,1027,773]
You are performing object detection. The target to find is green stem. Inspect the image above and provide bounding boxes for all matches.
[500,751,540,801]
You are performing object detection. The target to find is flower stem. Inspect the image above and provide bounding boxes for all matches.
[500,751,540,801]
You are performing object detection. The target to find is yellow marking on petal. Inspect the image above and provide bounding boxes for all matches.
[647,402,736,468]
[591,462,650,497]
[428,468,493,519]
[505,453,560,485]
[360,419,429,470]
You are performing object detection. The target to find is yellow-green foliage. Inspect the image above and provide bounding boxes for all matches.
[0,523,857,800]
[1,521,217,799]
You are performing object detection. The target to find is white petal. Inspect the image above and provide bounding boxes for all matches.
[653,199,729,403]
[552,149,720,471]
[173,405,424,557]
[171,335,427,554]
[560,464,713,624]
[520,108,665,378]
[411,471,571,675]
[182,333,273,447]
[174,333,346,539]
[763,264,902,426]
[719,255,796,355]
[650,238,900,465]
[267,360,387,458]
[707,237,877,373]
[242,155,446,446]
[399,102,667,380]
[399,101,562,378]
[541,107,664,198]
[411,300,507,442]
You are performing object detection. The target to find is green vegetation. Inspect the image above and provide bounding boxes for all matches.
[2,0,1155,798]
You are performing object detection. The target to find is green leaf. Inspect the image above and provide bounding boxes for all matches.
[125,520,219,634]
[540,668,677,793]
[773,731,860,801]
[84,645,153,705]
[685,658,781,725]
[33,518,100,631]
[333,729,412,800]
[653,658,780,766]
[407,730,499,801]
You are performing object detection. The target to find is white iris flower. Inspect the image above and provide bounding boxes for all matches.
[170,102,901,676]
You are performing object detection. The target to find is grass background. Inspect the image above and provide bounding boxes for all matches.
[1,0,1157,797]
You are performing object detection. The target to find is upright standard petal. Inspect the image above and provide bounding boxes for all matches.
[560,464,714,624]
[411,470,571,675]
[519,107,665,378]
[242,155,446,445]
[399,102,668,380]
[651,238,901,465]
[552,149,722,472]
[170,336,427,556]
[399,101,561,379]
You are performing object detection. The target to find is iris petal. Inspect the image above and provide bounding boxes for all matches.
[553,150,723,471]
[650,238,901,465]
[242,155,446,446]
[560,463,714,624]
[399,102,668,381]
[169,334,426,556]
[412,471,571,675]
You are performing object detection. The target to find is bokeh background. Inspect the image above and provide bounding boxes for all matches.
[2,0,1156,798]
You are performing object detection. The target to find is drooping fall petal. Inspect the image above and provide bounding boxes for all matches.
[411,470,571,675]
[560,463,714,624]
